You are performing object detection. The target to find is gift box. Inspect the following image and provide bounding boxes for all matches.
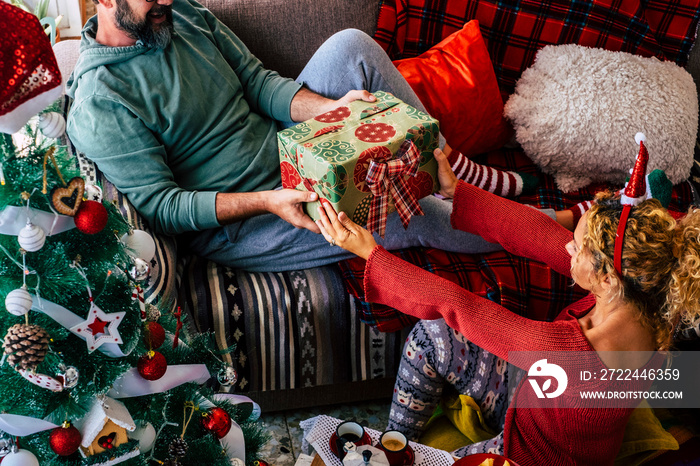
[278,91,440,236]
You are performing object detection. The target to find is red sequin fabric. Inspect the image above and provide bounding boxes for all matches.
[0,2,61,116]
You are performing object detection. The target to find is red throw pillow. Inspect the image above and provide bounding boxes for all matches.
[394,20,512,158]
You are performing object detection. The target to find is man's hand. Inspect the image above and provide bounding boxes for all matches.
[290,88,376,122]
[266,189,321,233]
[215,189,320,233]
[325,90,376,112]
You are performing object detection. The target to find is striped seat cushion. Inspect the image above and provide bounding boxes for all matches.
[178,255,410,393]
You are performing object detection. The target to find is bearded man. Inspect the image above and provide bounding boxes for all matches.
[66,0,506,272]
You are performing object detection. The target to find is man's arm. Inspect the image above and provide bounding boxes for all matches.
[214,85,380,231]
[216,189,320,233]
[289,88,377,122]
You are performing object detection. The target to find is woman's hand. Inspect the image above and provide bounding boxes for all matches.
[434,148,458,199]
[315,201,378,260]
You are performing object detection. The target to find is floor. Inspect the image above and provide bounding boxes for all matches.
[258,398,393,465]
[256,401,700,466]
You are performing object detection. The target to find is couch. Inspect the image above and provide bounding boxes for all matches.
[53,0,700,415]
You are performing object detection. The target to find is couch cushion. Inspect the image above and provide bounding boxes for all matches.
[503,44,698,192]
[199,0,380,78]
[179,255,410,393]
[53,40,80,94]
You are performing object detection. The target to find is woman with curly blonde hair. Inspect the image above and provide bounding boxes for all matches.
[584,192,700,351]
[315,146,700,465]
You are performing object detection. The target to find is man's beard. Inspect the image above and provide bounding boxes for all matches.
[115,0,174,49]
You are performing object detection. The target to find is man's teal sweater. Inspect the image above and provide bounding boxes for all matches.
[66,0,302,235]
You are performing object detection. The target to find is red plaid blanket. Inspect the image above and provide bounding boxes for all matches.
[374,0,700,94]
[339,149,696,332]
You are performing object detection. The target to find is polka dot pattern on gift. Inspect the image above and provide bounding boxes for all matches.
[315,106,351,123]
[355,123,396,143]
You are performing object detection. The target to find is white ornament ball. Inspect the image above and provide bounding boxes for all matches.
[130,421,156,453]
[2,449,40,466]
[230,459,245,466]
[84,184,103,202]
[635,132,646,145]
[5,286,33,316]
[121,229,156,262]
[38,112,66,139]
[18,222,46,252]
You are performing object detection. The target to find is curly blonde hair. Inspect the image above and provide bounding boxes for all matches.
[582,191,700,350]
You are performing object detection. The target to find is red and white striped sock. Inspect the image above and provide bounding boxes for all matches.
[448,151,527,197]
[567,200,594,225]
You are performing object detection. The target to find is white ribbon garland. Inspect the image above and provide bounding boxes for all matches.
[108,366,252,462]
[107,365,211,398]
[220,420,245,462]
[0,206,75,236]
[202,394,257,462]
[212,394,261,422]
[0,414,58,437]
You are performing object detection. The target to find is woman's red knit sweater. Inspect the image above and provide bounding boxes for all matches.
[363,181,652,465]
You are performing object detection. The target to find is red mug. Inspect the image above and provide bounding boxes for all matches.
[335,421,370,459]
[377,430,409,466]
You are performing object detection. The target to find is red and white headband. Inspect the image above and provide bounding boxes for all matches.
[614,133,649,275]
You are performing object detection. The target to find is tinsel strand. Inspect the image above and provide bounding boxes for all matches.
[41,146,66,194]
[181,401,197,438]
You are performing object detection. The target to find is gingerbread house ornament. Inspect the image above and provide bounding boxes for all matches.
[78,397,140,464]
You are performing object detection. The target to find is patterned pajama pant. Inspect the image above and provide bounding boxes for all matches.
[387,319,520,457]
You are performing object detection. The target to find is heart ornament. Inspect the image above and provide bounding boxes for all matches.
[50,177,85,216]
[98,432,117,449]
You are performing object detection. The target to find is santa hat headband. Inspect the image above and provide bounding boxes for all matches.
[614,133,649,276]
[0,2,62,134]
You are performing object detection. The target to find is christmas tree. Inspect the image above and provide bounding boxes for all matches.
[0,3,268,465]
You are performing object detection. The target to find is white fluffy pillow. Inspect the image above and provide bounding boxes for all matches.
[504,44,698,193]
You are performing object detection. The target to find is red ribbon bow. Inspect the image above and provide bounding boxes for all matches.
[366,140,424,237]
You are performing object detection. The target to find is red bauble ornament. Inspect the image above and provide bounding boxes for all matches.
[49,422,82,456]
[74,200,108,235]
[143,321,165,349]
[137,351,167,380]
[200,407,232,439]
